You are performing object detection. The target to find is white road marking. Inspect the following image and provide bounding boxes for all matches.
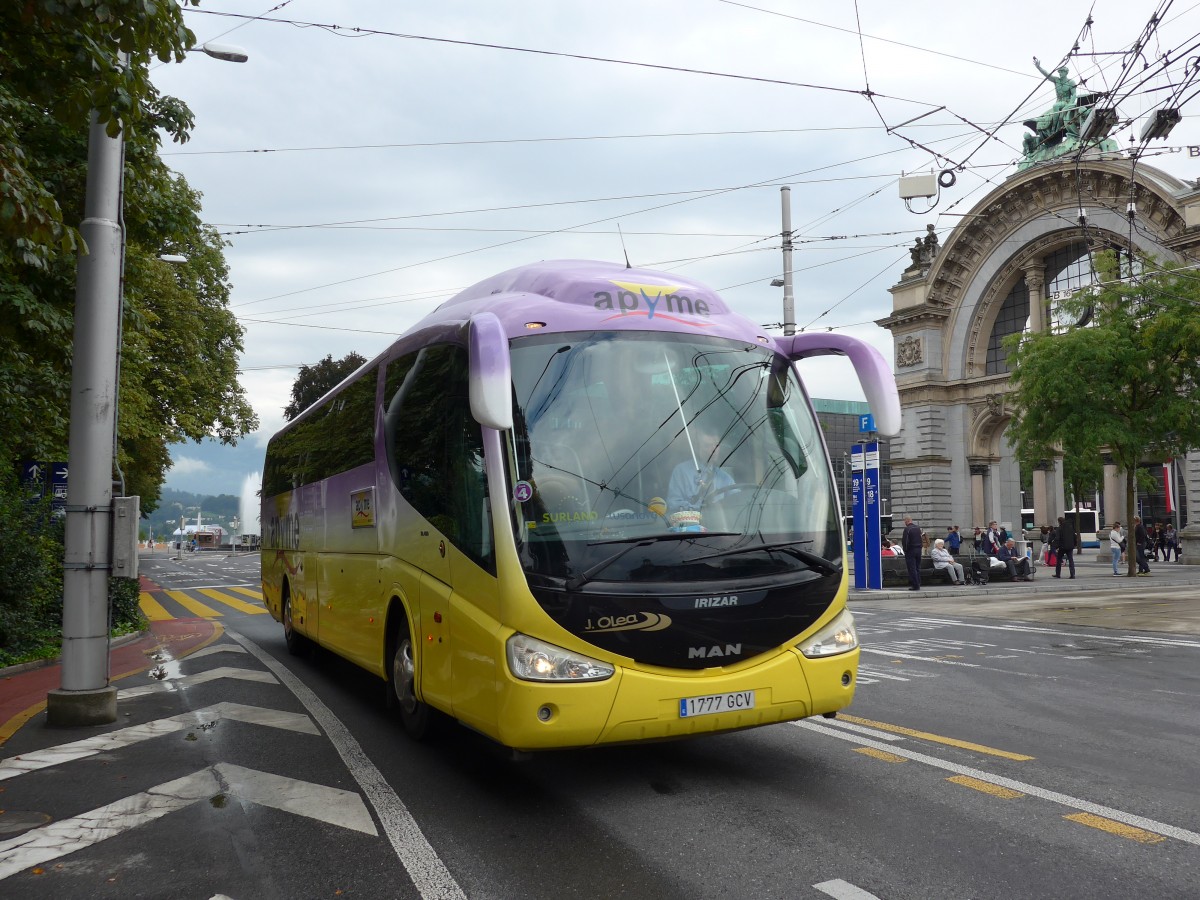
[0,703,317,781]
[901,618,1200,649]
[814,878,884,899]
[818,719,906,742]
[185,644,249,659]
[854,667,914,683]
[860,648,1042,677]
[0,763,376,880]
[793,720,1200,846]
[118,666,277,699]
[228,630,466,900]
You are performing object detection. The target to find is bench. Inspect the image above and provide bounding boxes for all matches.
[879,552,1031,586]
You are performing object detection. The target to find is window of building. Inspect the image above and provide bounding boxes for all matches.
[985,277,1030,375]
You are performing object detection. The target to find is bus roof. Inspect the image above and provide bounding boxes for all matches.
[422,259,773,345]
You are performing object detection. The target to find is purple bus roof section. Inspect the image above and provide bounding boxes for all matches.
[426,259,766,344]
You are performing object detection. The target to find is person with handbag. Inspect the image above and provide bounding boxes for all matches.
[1108,522,1125,575]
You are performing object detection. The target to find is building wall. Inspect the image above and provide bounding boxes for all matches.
[880,158,1200,534]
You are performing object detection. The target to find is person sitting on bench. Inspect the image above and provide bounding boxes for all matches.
[930,538,966,585]
[997,539,1034,582]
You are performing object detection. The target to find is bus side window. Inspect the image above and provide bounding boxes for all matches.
[385,344,495,574]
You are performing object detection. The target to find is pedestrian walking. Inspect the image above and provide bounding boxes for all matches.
[946,526,962,557]
[1053,515,1076,579]
[1133,516,1152,575]
[901,515,923,591]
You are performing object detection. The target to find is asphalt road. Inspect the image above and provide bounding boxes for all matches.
[0,551,1196,899]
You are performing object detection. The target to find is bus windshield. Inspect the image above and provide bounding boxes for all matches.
[508,331,841,586]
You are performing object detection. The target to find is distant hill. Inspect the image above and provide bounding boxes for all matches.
[166,436,266,497]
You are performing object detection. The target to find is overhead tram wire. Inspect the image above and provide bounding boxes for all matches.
[716,0,1037,80]
[162,122,1006,158]
[185,8,946,108]
[230,129,989,310]
[184,7,1017,178]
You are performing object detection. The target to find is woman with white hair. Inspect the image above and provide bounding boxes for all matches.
[930,538,966,585]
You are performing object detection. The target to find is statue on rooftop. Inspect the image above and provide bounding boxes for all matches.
[1019,56,1119,169]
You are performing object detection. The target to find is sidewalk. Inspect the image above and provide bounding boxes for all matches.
[850,554,1200,636]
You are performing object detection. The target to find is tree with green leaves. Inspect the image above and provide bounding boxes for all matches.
[1,1,258,514]
[1005,251,1200,573]
[284,352,369,421]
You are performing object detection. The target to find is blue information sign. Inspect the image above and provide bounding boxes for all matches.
[50,462,69,512]
[850,445,865,590]
[20,460,66,509]
[864,441,882,589]
[858,413,876,433]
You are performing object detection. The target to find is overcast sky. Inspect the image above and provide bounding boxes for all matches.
[152,0,1200,496]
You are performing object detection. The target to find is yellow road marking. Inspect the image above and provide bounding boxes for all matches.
[838,714,1035,761]
[138,591,174,622]
[1064,812,1167,844]
[197,588,268,615]
[854,747,907,763]
[164,589,223,618]
[947,775,1024,799]
[227,586,263,600]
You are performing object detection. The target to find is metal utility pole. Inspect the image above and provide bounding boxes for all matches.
[780,186,795,336]
[46,104,124,726]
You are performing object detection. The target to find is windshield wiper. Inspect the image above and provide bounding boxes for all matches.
[565,532,738,591]
[683,539,841,576]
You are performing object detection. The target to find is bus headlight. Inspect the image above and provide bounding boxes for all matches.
[797,608,858,659]
[507,633,615,682]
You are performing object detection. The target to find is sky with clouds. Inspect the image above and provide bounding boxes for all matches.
[153,0,1200,495]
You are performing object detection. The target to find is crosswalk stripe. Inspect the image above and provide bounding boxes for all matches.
[197,587,268,615]
[0,703,318,781]
[164,589,223,618]
[227,585,263,600]
[0,763,377,880]
[118,667,277,699]
[138,591,173,622]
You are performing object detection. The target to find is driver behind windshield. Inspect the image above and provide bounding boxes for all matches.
[667,426,734,528]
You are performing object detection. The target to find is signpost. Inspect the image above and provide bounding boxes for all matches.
[851,446,865,590]
[864,441,882,590]
[852,411,884,591]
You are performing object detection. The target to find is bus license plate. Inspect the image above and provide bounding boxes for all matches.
[678,690,755,718]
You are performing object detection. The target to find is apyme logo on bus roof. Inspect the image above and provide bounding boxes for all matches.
[592,280,717,328]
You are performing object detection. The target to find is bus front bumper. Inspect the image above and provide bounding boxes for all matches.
[493,646,859,751]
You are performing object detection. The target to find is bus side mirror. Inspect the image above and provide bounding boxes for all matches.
[469,312,513,430]
[783,333,901,437]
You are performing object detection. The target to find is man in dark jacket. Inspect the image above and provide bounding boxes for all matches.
[1053,515,1076,579]
[901,515,923,591]
[998,539,1034,581]
[1133,516,1152,575]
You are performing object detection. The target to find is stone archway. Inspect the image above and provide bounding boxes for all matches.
[879,157,1200,534]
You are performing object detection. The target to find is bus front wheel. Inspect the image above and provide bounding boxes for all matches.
[387,613,433,739]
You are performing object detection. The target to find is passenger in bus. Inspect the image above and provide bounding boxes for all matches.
[667,427,734,520]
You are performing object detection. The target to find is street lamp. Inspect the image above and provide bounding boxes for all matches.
[190,42,249,64]
[47,45,249,728]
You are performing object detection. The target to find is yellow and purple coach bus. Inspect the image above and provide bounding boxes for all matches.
[262,259,899,750]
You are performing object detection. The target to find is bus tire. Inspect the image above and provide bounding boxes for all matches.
[387,611,434,739]
[282,588,309,657]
